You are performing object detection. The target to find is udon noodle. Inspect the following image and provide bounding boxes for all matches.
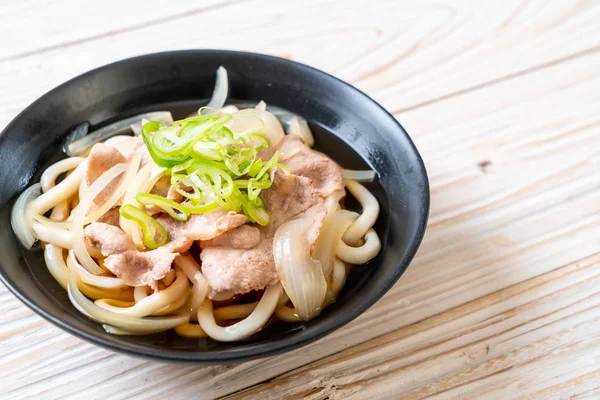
[11,68,381,342]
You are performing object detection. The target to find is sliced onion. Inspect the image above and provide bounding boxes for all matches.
[198,283,282,342]
[204,66,228,112]
[220,105,239,114]
[130,114,172,136]
[72,163,127,275]
[342,180,380,246]
[229,105,285,146]
[341,169,377,183]
[11,183,41,248]
[312,210,358,279]
[68,275,189,332]
[40,157,85,192]
[288,116,314,147]
[62,121,90,154]
[274,217,327,320]
[67,112,173,156]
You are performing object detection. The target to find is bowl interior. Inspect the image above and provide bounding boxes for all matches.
[0,51,428,363]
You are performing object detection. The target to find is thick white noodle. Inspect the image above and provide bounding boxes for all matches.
[40,157,84,192]
[325,189,346,215]
[198,283,283,342]
[94,270,189,317]
[337,228,381,265]
[211,291,235,301]
[50,202,70,221]
[68,275,188,332]
[342,180,380,246]
[174,254,208,315]
[67,250,126,289]
[32,224,73,249]
[44,244,70,290]
[30,160,87,216]
[134,286,149,302]
[72,163,127,275]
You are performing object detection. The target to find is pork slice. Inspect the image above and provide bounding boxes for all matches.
[200,225,261,250]
[84,222,135,257]
[86,143,127,184]
[261,135,343,197]
[108,135,153,167]
[104,247,176,290]
[200,235,277,296]
[156,214,194,253]
[260,170,321,226]
[200,172,325,296]
[155,208,248,253]
[183,209,249,241]
[96,207,121,227]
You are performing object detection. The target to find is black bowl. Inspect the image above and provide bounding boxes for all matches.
[0,50,429,364]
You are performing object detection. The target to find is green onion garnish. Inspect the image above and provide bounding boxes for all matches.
[136,193,189,222]
[119,204,168,249]
[139,111,287,225]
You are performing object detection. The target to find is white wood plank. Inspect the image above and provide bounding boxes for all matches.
[1,31,599,399]
[1,0,600,128]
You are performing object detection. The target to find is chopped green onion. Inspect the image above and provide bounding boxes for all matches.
[136,193,188,222]
[140,110,288,225]
[119,205,168,249]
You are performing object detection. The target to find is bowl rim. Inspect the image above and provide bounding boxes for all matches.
[0,49,430,364]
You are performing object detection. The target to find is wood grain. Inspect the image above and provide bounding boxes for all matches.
[1,1,599,399]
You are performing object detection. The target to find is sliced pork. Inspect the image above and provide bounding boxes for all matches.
[200,171,326,296]
[104,247,176,290]
[86,143,127,206]
[261,135,344,197]
[84,222,135,258]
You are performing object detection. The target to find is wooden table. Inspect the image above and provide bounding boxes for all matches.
[1,1,599,399]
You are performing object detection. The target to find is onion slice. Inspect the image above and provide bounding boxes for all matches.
[341,169,377,183]
[288,116,314,147]
[312,210,358,279]
[274,217,327,320]
[11,183,41,248]
[67,112,173,156]
[204,66,228,112]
